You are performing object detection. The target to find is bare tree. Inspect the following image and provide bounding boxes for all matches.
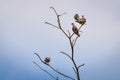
[33,7,86,80]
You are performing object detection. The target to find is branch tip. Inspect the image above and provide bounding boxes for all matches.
[49,7,58,16]
[78,64,85,69]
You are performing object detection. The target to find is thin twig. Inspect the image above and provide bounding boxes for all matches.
[68,30,71,37]
[72,24,84,47]
[68,38,74,60]
[78,64,85,69]
[48,7,69,38]
[60,28,69,38]
[48,65,75,80]
[59,12,67,16]
[73,36,79,47]
[33,61,58,80]
[78,25,83,31]
[50,7,58,16]
[45,22,59,29]
[60,51,72,60]
[72,67,77,75]
[34,52,45,63]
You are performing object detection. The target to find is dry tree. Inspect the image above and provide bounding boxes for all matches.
[33,7,86,80]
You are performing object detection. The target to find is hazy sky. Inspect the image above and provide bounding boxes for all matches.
[0,0,120,80]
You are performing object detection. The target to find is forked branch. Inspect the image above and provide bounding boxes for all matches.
[34,7,86,80]
[34,53,75,80]
[45,7,69,38]
[45,7,82,80]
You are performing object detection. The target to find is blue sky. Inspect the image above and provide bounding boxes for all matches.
[0,0,120,80]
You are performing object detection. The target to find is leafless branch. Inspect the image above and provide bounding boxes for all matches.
[72,24,84,47]
[60,51,72,60]
[73,36,79,47]
[45,7,69,38]
[50,7,58,16]
[33,61,58,80]
[34,52,45,63]
[78,25,83,31]
[48,64,75,80]
[45,22,59,29]
[59,12,67,16]
[50,7,67,17]
[35,7,87,80]
[72,67,77,75]
[68,30,71,37]
[78,64,85,69]
[34,52,75,80]
[48,7,81,79]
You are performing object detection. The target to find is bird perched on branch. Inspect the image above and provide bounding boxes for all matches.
[74,14,80,21]
[44,57,51,64]
[74,14,86,25]
[79,15,86,25]
[71,23,80,37]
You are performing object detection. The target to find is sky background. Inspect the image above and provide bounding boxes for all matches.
[0,0,120,80]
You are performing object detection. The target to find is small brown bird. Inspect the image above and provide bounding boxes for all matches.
[44,57,51,64]
[74,14,80,21]
[71,23,80,37]
[80,15,86,25]
[78,15,86,25]
[74,14,86,25]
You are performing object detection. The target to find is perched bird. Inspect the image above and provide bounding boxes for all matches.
[71,23,80,37]
[74,14,80,21]
[74,14,86,25]
[44,57,51,64]
[79,15,86,25]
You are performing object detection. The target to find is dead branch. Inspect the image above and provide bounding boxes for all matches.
[72,67,77,75]
[78,64,85,69]
[45,7,82,80]
[60,51,72,60]
[34,52,75,80]
[34,7,87,80]
[33,61,58,80]
[45,22,59,29]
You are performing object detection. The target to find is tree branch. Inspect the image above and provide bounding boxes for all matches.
[48,65,75,80]
[78,64,85,69]
[34,52,45,63]
[73,36,79,47]
[37,7,86,80]
[34,52,75,80]
[72,24,84,47]
[59,12,67,17]
[48,7,81,80]
[60,51,72,60]
[68,30,71,37]
[72,67,77,75]
[50,7,58,16]
[45,22,59,29]
[45,8,69,39]
[33,61,58,80]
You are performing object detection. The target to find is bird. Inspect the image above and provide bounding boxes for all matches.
[77,15,86,25]
[74,14,86,25]
[74,14,80,21]
[71,23,80,37]
[44,57,51,64]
